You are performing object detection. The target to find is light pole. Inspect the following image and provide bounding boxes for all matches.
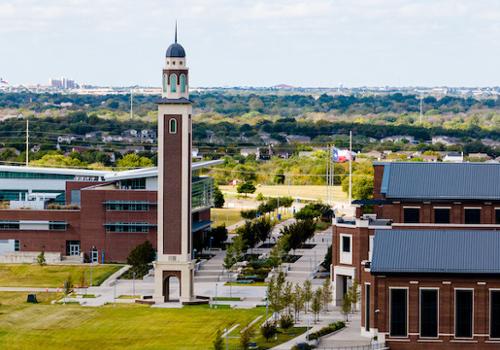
[132,271,136,297]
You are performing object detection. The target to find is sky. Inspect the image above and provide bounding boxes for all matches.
[1,0,500,87]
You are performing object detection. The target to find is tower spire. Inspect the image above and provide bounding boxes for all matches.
[175,21,178,43]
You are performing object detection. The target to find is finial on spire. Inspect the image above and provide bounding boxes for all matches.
[175,21,178,43]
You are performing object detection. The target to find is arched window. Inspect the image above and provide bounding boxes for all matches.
[169,118,177,134]
[162,74,168,93]
[179,74,186,93]
[170,74,177,93]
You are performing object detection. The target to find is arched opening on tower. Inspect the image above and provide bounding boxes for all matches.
[162,272,181,302]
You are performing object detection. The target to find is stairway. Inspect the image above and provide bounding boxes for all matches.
[194,251,228,283]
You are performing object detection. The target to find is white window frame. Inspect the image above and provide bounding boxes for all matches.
[389,287,409,339]
[419,287,440,339]
[339,233,352,265]
[403,206,421,223]
[168,118,177,134]
[489,288,500,340]
[365,282,371,333]
[454,288,474,339]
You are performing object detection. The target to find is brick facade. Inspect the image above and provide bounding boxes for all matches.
[0,181,210,262]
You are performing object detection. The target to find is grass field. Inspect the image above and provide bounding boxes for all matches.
[0,264,123,287]
[0,293,275,350]
[220,185,346,202]
[211,208,243,227]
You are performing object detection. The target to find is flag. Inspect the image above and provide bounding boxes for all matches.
[332,147,353,163]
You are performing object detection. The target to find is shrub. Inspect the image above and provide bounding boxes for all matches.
[291,343,313,350]
[261,321,277,342]
[241,209,258,219]
[306,321,346,341]
[37,251,46,266]
[237,181,256,195]
[279,314,294,332]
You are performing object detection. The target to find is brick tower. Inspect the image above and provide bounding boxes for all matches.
[154,26,195,303]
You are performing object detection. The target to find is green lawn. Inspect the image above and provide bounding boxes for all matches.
[0,293,268,350]
[211,208,243,227]
[220,184,346,202]
[0,264,123,287]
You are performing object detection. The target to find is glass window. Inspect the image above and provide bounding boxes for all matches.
[49,221,67,231]
[420,289,438,338]
[491,290,500,338]
[434,208,450,224]
[464,209,481,224]
[0,221,19,230]
[162,74,168,92]
[105,202,149,211]
[495,209,500,225]
[14,240,20,251]
[180,74,186,93]
[342,236,351,253]
[455,289,473,338]
[170,74,177,93]
[169,118,177,134]
[390,288,408,337]
[120,179,146,190]
[404,208,420,223]
[70,190,81,206]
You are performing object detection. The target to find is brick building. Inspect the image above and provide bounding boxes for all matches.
[332,162,500,349]
[0,162,219,263]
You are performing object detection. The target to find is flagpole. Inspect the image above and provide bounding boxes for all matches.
[348,131,352,205]
[326,144,330,205]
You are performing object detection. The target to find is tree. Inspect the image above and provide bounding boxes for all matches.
[253,218,272,243]
[239,324,255,350]
[213,186,225,208]
[281,220,316,252]
[292,284,305,321]
[223,245,236,270]
[261,321,277,342]
[237,181,256,196]
[31,153,86,168]
[213,329,224,350]
[348,280,360,312]
[126,240,156,277]
[210,225,228,248]
[341,293,352,322]
[321,245,332,270]
[116,153,153,169]
[37,251,46,266]
[342,174,374,200]
[321,278,333,311]
[303,280,313,313]
[63,275,73,296]
[311,288,322,322]
[279,314,294,333]
[282,281,294,315]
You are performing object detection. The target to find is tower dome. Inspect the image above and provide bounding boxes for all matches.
[165,43,185,58]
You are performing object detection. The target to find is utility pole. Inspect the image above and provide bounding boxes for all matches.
[349,131,353,205]
[419,93,423,124]
[130,88,133,119]
[25,118,29,166]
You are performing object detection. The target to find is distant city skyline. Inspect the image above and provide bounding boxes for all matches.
[1,0,500,87]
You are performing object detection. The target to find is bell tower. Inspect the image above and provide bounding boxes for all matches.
[154,25,195,304]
